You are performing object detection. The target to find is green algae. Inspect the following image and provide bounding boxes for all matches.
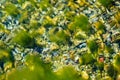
[68,14,89,32]
[11,30,35,48]
[79,53,95,65]
[0,0,120,80]
[98,0,113,8]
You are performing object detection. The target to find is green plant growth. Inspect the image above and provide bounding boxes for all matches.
[106,64,117,80]
[105,45,114,54]
[56,66,83,80]
[0,49,14,71]
[87,40,99,54]
[74,34,87,40]
[18,0,25,5]
[30,20,40,29]
[0,23,5,30]
[6,54,85,80]
[74,31,87,40]
[37,0,52,11]
[98,0,113,8]
[115,12,120,24]
[27,0,37,7]
[94,21,106,34]
[65,11,76,21]
[68,14,90,33]
[49,28,69,44]
[43,16,56,28]
[79,53,95,65]
[19,11,28,23]
[0,40,6,49]
[4,2,19,16]
[113,54,120,73]
[95,61,104,77]
[11,30,35,48]
[0,0,120,80]
[6,54,57,80]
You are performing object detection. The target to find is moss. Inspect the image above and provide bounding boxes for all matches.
[68,14,91,35]
[107,64,117,79]
[0,40,6,49]
[19,11,28,23]
[94,21,106,34]
[18,0,25,4]
[68,14,89,30]
[6,54,84,80]
[11,30,35,48]
[4,2,19,16]
[49,28,70,44]
[0,0,120,79]
[37,0,52,11]
[79,53,95,65]
[0,49,15,71]
[98,0,113,8]
[87,39,99,53]
[56,66,83,80]
[115,12,120,24]
[43,16,56,28]
[113,54,120,72]
[74,30,87,40]
[0,23,5,30]
[105,46,114,54]
[6,54,57,80]
[65,11,76,21]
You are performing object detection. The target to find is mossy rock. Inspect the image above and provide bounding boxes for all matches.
[98,0,113,8]
[4,2,20,16]
[74,30,87,40]
[115,12,120,24]
[87,39,99,53]
[0,40,6,49]
[0,49,14,71]
[37,0,52,11]
[68,14,91,34]
[113,54,120,73]
[105,45,114,54]
[49,28,70,44]
[65,11,76,21]
[94,21,106,34]
[19,11,28,23]
[56,66,83,80]
[6,54,57,80]
[79,53,95,65]
[106,64,117,79]
[0,23,5,30]
[11,30,35,48]
[43,16,56,26]
[68,14,89,30]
